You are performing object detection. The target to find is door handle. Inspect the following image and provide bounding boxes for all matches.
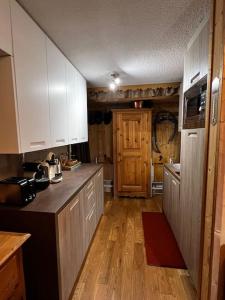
[211,77,220,126]
[188,132,198,138]
[190,72,200,84]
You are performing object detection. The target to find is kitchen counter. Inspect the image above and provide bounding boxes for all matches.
[0,163,104,300]
[0,232,30,300]
[0,232,30,267]
[164,163,180,181]
[0,163,102,214]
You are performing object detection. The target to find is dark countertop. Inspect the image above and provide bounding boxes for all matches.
[0,163,102,215]
[164,163,180,181]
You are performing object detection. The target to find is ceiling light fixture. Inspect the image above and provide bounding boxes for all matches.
[109,73,121,91]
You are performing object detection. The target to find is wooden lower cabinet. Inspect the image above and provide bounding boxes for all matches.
[95,168,104,220]
[0,165,104,300]
[170,177,180,244]
[58,193,84,300]
[57,168,104,300]
[163,168,180,245]
[180,128,205,288]
[0,232,30,300]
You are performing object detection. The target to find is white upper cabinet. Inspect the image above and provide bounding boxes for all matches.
[66,62,80,144]
[183,19,209,92]
[80,76,88,142]
[0,0,88,153]
[0,0,12,55]
[66,63,88,145]
[10,0,51,152]
[47,38,68,147]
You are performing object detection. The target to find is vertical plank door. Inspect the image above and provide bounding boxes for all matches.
[113,110,151,198]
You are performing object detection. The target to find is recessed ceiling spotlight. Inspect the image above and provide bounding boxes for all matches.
[109,82,116,91]
[109,73,121,90]
[114,77,120,85]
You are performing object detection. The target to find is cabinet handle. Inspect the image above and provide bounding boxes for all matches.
[88,207,95,220]
[56,138,65,143]
[190,72,200,84]
[211,77,220,126]
[30,141,45,148]
[71,137,78,141]
[172,179,177,185]
[70,198,79,211]
[188,132,198,138]
[97,171,102,177]
[88,190,94,200]
[87,181,93,190]
[165,171,169,176]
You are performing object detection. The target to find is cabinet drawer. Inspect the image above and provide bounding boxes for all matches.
[85,204,96,247]
[85,188,95,217]
[84,178,95,217]
[0,253,21,300]
[85,178,94,193]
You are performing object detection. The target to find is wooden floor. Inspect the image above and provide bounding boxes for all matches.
[72,194,196,300]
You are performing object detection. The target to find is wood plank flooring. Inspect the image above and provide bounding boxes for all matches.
[72,195,196,300]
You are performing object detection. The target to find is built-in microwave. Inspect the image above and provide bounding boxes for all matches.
[183,76,207,129]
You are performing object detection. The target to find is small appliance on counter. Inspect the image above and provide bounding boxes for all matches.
[46,152,63,184]
[22,162,50,191]
[0,177,36,206]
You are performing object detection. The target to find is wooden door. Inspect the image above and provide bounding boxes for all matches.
[114,110,151,198]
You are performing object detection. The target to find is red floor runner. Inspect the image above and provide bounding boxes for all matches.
[142,212,186,269]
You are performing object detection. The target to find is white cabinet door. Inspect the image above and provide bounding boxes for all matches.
[163,169,171,221]
[170,177,180,244]
[47,38,68,147]
[0,0,12,55]
[200,20,209,78]
[183,19,209,93]
[188,36,201,87]
[80,76,88,143]
[10,0,51,152]
[66,62,80,144]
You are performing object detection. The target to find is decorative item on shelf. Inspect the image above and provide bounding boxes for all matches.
[88,84,180,102]
[133,100,144,109]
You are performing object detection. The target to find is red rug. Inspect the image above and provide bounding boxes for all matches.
[142,212,186,269]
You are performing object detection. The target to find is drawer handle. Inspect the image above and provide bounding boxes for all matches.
[88,208,95,220]
[190,72,200,84]
[188,132,198,137]
[56,138,65,143]
[88,190,94,200]
[97,171,102,177]
[70,198,79,211]
[87,181,93,190]
[71,137,78,141]
[30,141,45,148]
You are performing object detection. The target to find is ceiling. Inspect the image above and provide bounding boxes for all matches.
[17,0,210,87]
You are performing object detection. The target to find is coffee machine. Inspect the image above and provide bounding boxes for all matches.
[22,162,50,191]
[46,153,63,184]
